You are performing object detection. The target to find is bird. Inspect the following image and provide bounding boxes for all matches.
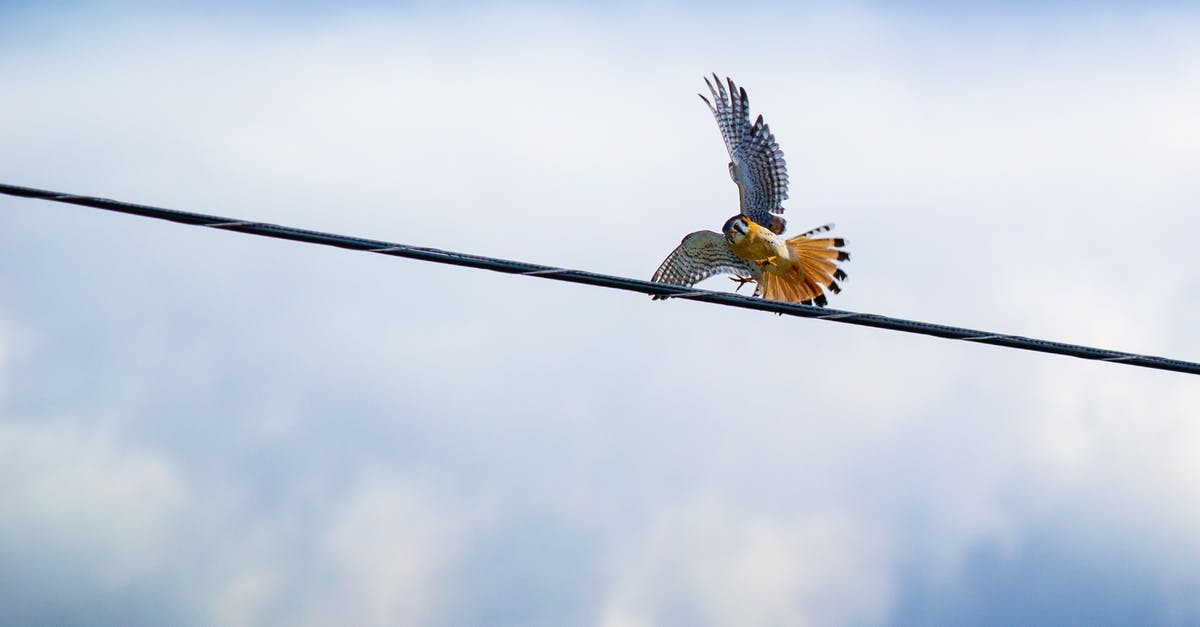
[651,75,849,306]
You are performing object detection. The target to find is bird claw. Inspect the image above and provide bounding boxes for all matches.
[729,275,756,292]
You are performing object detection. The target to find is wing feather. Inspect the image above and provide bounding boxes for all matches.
[650,230,759,299]
[700,74,790,234]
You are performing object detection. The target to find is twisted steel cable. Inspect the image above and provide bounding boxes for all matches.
[3,182,1196,376]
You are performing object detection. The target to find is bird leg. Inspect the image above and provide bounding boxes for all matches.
[729,275,756,292]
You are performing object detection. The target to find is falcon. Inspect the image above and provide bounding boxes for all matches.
[651,75,849,306]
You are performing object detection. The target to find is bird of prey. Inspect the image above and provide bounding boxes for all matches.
[651,75,849,306]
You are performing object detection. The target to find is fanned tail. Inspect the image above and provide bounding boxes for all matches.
[757,227,850,306]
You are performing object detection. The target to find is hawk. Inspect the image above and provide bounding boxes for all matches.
[651,75,849,306]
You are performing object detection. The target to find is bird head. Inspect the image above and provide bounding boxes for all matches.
[722,215,751,244]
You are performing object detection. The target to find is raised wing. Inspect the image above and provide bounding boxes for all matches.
[650,230,760,299]
[699,75,790,234]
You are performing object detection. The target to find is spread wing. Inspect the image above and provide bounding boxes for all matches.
[650,230,760,299]
[699,74,790,234]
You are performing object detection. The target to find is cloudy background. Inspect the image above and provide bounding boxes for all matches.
[2,1,1199,625]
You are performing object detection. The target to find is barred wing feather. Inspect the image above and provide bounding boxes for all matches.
[650,230,759,299]
[699,75,790,234]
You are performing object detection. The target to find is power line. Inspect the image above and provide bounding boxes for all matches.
[3,181,1197,376]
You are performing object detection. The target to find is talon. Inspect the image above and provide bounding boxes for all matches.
[729,275,755,292]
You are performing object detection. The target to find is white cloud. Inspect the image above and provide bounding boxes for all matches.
[601,501,892,627]
[0,420,187,623]
[295,479,466,627]
[1,3,1199,625]
[212,565,283,627]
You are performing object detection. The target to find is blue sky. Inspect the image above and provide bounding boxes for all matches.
[2,2,1199,625]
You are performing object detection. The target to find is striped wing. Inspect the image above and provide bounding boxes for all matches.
[650,230,760,299]
[700,75,790,234]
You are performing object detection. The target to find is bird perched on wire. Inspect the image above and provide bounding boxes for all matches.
[651,75,849,306]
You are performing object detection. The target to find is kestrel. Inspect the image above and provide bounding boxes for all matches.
[651,75,849,306]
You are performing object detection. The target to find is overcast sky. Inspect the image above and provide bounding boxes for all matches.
[2,1,1199,625]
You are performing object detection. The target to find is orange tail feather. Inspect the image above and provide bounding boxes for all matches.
[756,228,850,306]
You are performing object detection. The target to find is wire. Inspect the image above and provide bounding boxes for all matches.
[3,181,1198,376]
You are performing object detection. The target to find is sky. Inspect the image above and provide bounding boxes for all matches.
[1,1,1199,625]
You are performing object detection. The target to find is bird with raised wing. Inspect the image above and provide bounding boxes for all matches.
[651,75,849,306]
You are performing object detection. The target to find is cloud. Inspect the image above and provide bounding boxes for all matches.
[0,421,187,625]
[1,2,1199,625]
[293,479,467,626]
[0,418,469,626]
[600,501,892,627]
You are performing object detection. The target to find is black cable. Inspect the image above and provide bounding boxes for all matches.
[3,181,1197,376]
